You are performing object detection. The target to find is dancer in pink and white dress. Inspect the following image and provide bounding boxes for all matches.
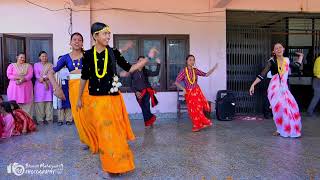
[249,43,304,138]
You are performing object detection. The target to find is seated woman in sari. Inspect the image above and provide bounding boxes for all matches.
[0,102,15,138]
[9,101,37,134]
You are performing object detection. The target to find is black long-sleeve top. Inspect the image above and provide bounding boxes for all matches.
[81,46,132,96]
[257,57,301,80]
[131,63,160,92]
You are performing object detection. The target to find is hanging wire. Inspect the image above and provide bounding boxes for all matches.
[24,0,224,15]
[165,14,225,23]
[24,0,320,30]
[23,0,228,36]
[73,7,225,14]
[24,0,66,11]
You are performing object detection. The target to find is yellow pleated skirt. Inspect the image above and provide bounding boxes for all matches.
[69,79,98,153]
[83,92,135,173]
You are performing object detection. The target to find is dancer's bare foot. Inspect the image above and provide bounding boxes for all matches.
[109,173,122,177]
[192,126,202,132]
[82,145,89,150]
[202,122,213,129]
[98,169,109,179]
[98,169,122,179]
[272,131,280,136]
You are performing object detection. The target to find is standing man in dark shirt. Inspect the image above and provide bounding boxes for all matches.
[130,56,160,127]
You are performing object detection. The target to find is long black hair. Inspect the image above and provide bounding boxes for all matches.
[0,102,12,113]
[0,102,17,122]
[16,52,26,62]
[70,32,84,53]
[185,54,195,66]
[17,52,25,57]
[9,100,20,110]
[136,56,145,61]
[71,32,83,42]
[38,51,47,57]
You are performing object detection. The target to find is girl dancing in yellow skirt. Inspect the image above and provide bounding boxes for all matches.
[77,22,148,177]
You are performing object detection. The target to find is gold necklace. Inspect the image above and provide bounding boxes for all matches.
[277,58,286,76]
[72,60,80,70]
[185,67,196,84]
[14,63,28,75]
[93,46,108,79]
[41,62,52,76]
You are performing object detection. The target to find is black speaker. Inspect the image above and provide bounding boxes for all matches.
[215,90,236,121]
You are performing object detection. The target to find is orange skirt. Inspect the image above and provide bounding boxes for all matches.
[69,79,98,153]
[83,92,135,173]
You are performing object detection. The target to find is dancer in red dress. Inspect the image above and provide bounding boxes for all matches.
[175,55,218,132]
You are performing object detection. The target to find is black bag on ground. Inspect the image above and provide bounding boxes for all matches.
[215,90,236,121]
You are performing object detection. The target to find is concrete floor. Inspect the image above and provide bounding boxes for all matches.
[0,115,319,180]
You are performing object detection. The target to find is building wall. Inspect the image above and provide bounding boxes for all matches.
[225,0,320,12]
[0,0,91,61]
[4,0,318,114]
[91,0,227,113]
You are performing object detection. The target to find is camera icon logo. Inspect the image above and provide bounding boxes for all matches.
[7,163,25,176]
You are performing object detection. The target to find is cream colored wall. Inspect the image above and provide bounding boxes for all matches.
[91,0,227,113]
[0,0,91,62]
[4,0,318,113]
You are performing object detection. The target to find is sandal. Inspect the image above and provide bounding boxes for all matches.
[202,122,213,129]
[272,131,280,136]
[192,126,203,132]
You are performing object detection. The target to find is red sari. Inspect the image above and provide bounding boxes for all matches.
[185,85,212,131]
[13,109,37,133]
[13,114,24,135]
[176,67,212,131]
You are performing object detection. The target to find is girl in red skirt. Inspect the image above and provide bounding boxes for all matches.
[175,55,218,132]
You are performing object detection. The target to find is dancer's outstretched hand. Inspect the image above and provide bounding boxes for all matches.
[295,52,304,63]
[206,63,219,77]
[183,89,187,95]
[213,63,219,70]
[54,87,66,100]
[76,98,82,110]
[120,71,130,77]
[135,92,142,99]
[124,41,134,50]
[249,85,255,96]
[119,41,134,53]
